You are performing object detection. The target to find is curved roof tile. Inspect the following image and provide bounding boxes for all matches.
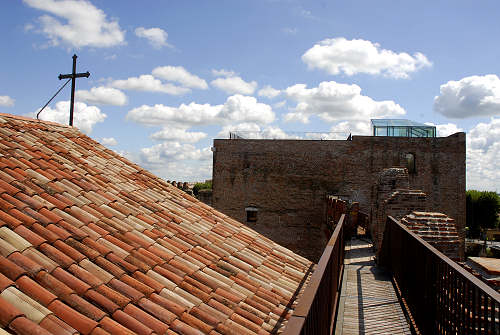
[0,113,313,334]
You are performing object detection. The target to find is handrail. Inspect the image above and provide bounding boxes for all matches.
[283,214,345,335]
[379,216,500,334]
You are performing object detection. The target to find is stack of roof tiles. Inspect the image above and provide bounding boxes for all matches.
[0,114,313,335]
[400,211,460,260]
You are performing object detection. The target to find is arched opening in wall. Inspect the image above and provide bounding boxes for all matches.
[245,206,258,223]
[405,153,416,174]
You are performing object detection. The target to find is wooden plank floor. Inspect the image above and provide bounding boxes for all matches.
[335,238,411,335]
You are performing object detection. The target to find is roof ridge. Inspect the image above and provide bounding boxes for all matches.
[0,112,73,129]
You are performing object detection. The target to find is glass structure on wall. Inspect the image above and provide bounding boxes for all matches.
[371,119,436,137]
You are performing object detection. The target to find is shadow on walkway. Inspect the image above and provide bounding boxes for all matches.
[335,238,411,335]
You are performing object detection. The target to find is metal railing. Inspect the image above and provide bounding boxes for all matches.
[283,214,345,335]
[379,216,500,334]
[228,131,349,140]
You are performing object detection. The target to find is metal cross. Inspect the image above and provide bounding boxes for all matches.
[59,54,90,126]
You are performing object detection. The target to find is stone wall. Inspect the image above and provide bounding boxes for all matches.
[212,133,466,262]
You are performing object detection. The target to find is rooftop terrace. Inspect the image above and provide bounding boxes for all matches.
[371,119,436,137]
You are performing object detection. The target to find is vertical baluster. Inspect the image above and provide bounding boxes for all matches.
[453,268,457,334]
[444,262,448,334]
[464,279,469,334]
[455,268,459,332]
[456,276,460,334]
[412,237,417,323]
[482,293,487,335]
[463,279,466,334]
[477,290,481,335]
[459,277,464,334]
[472,286,477,335]
[437,261,442,334]
[448,266,452,334]
[495,299,499,335]
[486,296,492,335]
[429,248,437,333]
[446,268,450,335]
[416,238,422,326]
[451,271,457,332]
[463,277,467,333]
[443,262,448,334]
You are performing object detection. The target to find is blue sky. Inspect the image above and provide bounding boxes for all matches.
[0,0,498,191]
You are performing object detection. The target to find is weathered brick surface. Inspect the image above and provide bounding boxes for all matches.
[212,133,466,262]
[375,191,428,251]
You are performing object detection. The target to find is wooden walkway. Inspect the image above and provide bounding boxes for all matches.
[335,239,412,335]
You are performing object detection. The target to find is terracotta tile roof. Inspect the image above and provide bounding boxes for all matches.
[0,113,313,335]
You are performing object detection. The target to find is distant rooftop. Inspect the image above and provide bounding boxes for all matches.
[371,119,436,137]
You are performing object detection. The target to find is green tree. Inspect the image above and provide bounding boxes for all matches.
[193,180,212,196]
[466,190,500,238]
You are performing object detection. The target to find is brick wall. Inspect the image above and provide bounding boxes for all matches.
[212,133,465,262]
[375,189,428,251]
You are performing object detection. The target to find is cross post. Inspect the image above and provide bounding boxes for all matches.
[59,54,90,126]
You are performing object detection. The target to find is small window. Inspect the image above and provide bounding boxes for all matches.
[245,207,258,223]
[405,153,416,173]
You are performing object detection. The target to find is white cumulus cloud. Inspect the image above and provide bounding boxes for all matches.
[139,142,212,169]
[211,72,257,95]
[76,86,127,106]
[330,120,372,138]
[258,85,281,99]
[35,100,106,134]
[217,123,261,138]
[135,27,169,49]
[217,123,294,140]
[219,95,274,124]
[127,103,220,127]
[136,159,212,182]
[434,75,500,119]
[127,94,274,127]
[284,81,406,123]
[150,127,207,143]
[274,100,286,109]
[152,66,208,89]
[24,0,125,48]
[111,74,190,95]
[212,69,236,77]
[0,96,15,107]
[217,123,346,140]
[101,137,117,146]
[302,37,431,78]
[466,118,500,191]
[425,122,463,137]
